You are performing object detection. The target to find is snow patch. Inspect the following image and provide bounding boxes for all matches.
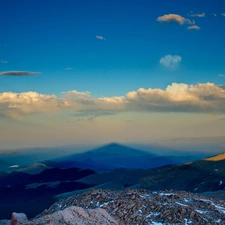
[196,209,207,214]
[9,165,19,168]
[159,192,175,196]
[140,194,150,198]
[175,202,188,207]
[148,222,164,225]
[146,212,160,218]
[212,203,225,214]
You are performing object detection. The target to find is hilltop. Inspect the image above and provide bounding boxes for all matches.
[3,189,225,225]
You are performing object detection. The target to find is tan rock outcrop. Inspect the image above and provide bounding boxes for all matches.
[28,206,118,225]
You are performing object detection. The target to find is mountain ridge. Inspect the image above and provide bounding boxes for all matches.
[56,143,179,171]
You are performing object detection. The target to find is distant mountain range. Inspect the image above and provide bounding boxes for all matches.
[56,143,192,171]
[1,143,225,220]
[139,152,225,193]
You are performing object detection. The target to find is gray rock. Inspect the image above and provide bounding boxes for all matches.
[10,213,28,225]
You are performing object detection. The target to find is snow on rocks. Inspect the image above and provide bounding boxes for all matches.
[34,189,225,224]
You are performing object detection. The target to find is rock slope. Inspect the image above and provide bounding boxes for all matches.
[36,189,225,225]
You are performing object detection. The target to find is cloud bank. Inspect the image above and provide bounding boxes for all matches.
[1,83,225,118]
[0,71,41,76]
[159,55,181,68]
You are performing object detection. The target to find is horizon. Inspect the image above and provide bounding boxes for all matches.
[1,136,225,156]
[1,0,225,150]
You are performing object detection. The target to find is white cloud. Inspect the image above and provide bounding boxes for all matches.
[65,67,74,70]
[213,13,217,17]
[159,55,181,68]
[96,35,106,40]
[1,83,225,118]
[125,83,225,113]
[0,60,8,64]
[222,13,225,17]
[157,14,194,25]
[219,74,225,78]
[187,25,200,30]
[189,12,205,17]
[0,92,66,118]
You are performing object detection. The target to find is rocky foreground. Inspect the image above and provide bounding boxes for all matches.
[2,189,225,224]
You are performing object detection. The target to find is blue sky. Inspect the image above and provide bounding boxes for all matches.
[1,0,225,149]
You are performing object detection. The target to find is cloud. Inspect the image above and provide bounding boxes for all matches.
[157,14,194,25]
[159,55,181,68]
[77,118,85,122]
[213,13,217,17]
[219,74,225,78]
[96,35,106,40]
[125,83,225,113]
[0,60,8,64]
[0,92,66,118]
[76,116,97,123]
[1,83,225,118]
[222,13,225,17]
[73,110,115,117]
[189,12,205,17]
[87,116,96,123]
[187,25,200,30]
[122,120,132,123]
[0,71,41,76]
[65,67,74,70]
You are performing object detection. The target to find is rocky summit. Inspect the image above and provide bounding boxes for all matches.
[32,189,225,225]
[2,189,225,224]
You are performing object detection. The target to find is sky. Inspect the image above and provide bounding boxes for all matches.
[1,0,225,149]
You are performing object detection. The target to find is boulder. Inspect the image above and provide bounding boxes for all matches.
[10,213,28,225]
[28,206,118,225]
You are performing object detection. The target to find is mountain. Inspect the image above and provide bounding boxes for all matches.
[58,151,225,198]
[205,152,225,161]
[2,150,225,220]
[0,167,96,219]
[57,143,179,171]
[0,145,94,165]
[20,189,225,225]
[139,152,225,193]
[0,159,11,171]
[15,162,51,175]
